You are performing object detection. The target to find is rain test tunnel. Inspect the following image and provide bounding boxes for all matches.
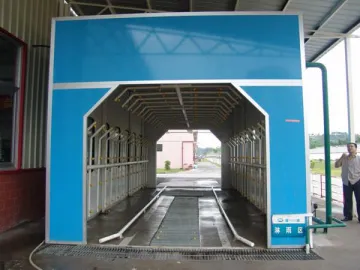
[85,83,266,247]
[47,13,309,249]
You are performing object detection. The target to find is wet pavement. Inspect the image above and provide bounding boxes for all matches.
[2,215,360,270]
[87,188,266,247]
[157,162,221,188]
[2,162,360,269]
[0,219,44,269]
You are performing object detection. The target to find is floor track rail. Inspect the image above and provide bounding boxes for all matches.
[212,187,255,247]
[99,186,167,244]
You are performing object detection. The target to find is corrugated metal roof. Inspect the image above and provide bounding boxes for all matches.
[235,0,285,11]
[150,0,190,12]
[68,0,360,62]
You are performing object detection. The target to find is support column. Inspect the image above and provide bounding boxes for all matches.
[345,38,357,219]
[146,141,157,188]
[345,38,355,143]
[221,142,232,189]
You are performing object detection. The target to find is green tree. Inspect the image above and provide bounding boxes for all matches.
[165,160,171,170]
[310,160,315,169]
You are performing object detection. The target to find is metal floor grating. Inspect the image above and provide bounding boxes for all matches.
[150,197,200,247]
[36,245,323,261]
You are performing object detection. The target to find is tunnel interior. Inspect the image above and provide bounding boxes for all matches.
[85,83,267,248]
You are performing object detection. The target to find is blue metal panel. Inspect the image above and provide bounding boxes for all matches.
[241,86,307,246]
[53,15,301,83]
[49,88,108,242]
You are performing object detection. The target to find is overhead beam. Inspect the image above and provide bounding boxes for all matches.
[97,6,109,15]
[282,0,292,11]
[127,95,236,113]
[304,30,360,39]
[106,0,116,14]
[150,115,223,123]
[176,85,190,128]
[145,112,226,124]
[70,1,165,13]
[129,97,235,115]
[144,110,227,121]
[304,35,360,39]
[305,0,349,44]
[146,0,152,10]
[234,0,241,10]
[311,19,360,62]
[145,111,226,123]
[67,0,83,15]
[122,90,239,108]
[139,105,231,118]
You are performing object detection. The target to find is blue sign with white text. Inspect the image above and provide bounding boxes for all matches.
[272,224,306,237]
[271,214,307,237]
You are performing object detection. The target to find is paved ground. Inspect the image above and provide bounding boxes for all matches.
[2,217,360,270]
[157,162,221,188]
[1,164,360,269]
[87,188,265,247]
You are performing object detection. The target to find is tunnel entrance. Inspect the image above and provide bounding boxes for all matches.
[84,83,268,248]
[156,129,222,188]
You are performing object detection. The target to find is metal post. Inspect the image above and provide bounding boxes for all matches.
[263,134,267,213]
[344,38,357,219]
[236,138,239,192]
[87,125,106,219]
[306,62,332,226]
[241,138,245,195]
[116,136,121,201]
[233,139,237,188]
[345,38,355,143]
[259,133,263,211]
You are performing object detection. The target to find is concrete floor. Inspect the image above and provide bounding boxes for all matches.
[1,163,360,269]
[157,162,221,188]
[88,162,264,247]
[2,207,360,270]
[87,188,266,247]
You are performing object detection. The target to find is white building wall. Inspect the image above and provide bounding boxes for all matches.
[157,131,194,169]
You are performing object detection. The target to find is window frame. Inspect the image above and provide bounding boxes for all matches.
[0,27,27,171]
[156,144,163,152]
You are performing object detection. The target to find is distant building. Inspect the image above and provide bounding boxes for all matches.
[157,130,195,169]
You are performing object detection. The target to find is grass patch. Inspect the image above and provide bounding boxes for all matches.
[156,168,182,174]
[203,158,221,167]
[310,160,341,177]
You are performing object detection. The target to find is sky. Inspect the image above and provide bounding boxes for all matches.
[197,28,360,148]
[304,27,360,135]
[197,131,221,148]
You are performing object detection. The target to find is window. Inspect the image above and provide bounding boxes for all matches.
[0,30,24,169]
[156,144,163,152]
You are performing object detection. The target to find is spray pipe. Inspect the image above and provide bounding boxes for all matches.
[305,62,346,252]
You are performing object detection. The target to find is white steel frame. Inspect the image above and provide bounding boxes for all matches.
[227,122,267,214]
[50,80,272,246]
[85,123,149,220]
[46,12,309,249]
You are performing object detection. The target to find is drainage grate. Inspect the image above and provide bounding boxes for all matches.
[37,245,323,261]
[150,197,200,247]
